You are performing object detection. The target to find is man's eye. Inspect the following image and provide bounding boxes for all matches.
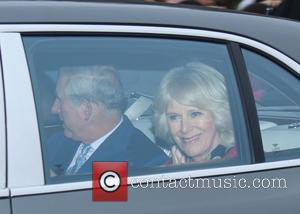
[167,114,180,121]
[190,111,202,118]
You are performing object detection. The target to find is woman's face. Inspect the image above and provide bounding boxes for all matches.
[166,99,219,161]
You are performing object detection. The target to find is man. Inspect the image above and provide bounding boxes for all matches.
[49,65,168,176]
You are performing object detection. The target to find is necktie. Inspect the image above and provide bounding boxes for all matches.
[66,144,92,175]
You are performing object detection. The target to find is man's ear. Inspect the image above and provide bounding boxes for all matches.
[82,101,92,121]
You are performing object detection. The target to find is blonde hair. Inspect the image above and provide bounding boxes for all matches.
[153,62,234,148]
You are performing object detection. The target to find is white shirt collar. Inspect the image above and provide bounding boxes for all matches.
[67,116,124,172]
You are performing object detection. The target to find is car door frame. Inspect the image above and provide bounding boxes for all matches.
[1,25,300,212]
[0,33,11,214]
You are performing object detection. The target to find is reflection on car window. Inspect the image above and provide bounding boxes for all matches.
[242,49,300,161]
[23,36,248,184]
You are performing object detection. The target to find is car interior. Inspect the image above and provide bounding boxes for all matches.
[22,36,300,180]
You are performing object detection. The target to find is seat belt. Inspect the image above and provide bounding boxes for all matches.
[125,96,153,120]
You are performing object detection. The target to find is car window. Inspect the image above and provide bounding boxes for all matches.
[23,36,250,184]
[242,48,300,161]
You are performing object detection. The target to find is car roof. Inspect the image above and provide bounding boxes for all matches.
[0,1,300,63]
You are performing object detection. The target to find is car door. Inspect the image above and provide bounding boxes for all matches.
[2,26,300,214]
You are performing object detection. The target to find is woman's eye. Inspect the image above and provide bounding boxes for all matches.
[190,111,202,118]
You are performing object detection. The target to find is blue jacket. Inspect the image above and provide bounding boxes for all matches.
[48,116,168,175]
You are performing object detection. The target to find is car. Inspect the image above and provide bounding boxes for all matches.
[0,1,299,213]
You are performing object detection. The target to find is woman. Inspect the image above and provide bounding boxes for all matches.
[153,62,237,165]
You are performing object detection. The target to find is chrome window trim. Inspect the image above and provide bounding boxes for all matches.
[0,189,9,198]
[11,158,300,196]
[0,50,6,190]
[0,33,44,188]
[0,25,298,191]
[0,24,298,74]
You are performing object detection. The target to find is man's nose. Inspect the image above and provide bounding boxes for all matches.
[51,99,60,114]
[180,117,192,134]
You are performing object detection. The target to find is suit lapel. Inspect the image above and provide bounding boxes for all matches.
[51,138,80,175]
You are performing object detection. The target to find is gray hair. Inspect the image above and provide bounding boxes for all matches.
[153,62,235,148]
[59,65,126,112]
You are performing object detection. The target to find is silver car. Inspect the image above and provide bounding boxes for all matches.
[0,1,299,213]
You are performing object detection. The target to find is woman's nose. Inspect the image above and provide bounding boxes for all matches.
[180,118,192,134]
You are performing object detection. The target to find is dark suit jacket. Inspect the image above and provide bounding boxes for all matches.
[48,116,168,175]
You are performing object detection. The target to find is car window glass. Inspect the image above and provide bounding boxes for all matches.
[242,48,300,161]
[23,36,249,184]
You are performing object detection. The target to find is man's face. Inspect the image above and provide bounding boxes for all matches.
[51,75,84,141]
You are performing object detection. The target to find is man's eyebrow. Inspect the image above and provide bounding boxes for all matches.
[166,112,178,115]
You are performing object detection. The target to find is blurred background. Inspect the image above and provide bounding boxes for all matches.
[32,0,299,21]
[126,0,300,21]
